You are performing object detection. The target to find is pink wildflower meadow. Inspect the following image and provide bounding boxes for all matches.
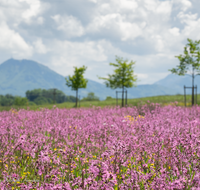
[0,104,200,189]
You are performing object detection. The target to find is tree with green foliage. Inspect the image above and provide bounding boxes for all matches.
[98,56,137,107]
[26,88,76,105]
[26,89,42,101]
[169,38,200,106]
[14,96,28,106]
[105,96,113,101]
[34,96,51,105]
[81,92,100,101]
[65,66,88,107]
[28,101,36,106]
[0,94,15,106]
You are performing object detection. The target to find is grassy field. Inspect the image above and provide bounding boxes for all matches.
[0,94,199,112]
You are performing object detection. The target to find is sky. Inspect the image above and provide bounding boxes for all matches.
[0,0,200,85]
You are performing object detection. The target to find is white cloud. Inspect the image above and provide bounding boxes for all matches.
[144,0,157,12]
[52,40,107,62]
[0,0,47,29]
[150,35,165,52]
[143,0,172,15]
[120,22,143,41]
[33,38,48,54]
[117,0,138,11]
[48,39,108,76]
[0,21,33,58]
[169,27,180,36]
[86,0,173,43]
[20,0,41,24]
[51,14,85,38]
[177,12,198,24]
[135,73,148,83]
[86,13,144,41]
[0,0,21,7]
[88,0,97,3]
[141,72,170,84]
[175,0,192,12]
[37,16,44,25]
[156,1,172,15]
[176,11,200,38]
[86,13,121,32]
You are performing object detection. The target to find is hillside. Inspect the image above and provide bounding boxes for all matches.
[0,58,186,100]
[154,74,200,94]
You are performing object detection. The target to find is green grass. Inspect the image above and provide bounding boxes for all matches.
[0,94,199,112]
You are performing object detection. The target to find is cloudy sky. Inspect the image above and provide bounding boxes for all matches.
[0,0,200,85]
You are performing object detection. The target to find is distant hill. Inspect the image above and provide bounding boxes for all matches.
[0,58,189,100]
[154,74,200,94]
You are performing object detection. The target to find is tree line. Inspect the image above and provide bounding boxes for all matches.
[25,89,77,105]
[0,89,102,106]
[0,89,76,106]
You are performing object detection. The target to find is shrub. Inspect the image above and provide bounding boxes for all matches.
[14,96,28,106]
[34,96,50,105]
[105,96,113,101]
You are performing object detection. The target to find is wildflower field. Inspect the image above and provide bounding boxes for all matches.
[0,103,200,189]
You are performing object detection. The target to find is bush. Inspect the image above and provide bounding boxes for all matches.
[28,101,36,106]
[14,96,28,106]
[105,96,113,101]
[34,97,50,105]
[81,92,100,101]
[26,88,76,103]
[0,94,15,106]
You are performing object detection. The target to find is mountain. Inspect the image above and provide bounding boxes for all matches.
[0,58,187,100]
[154,74,200,94]
[0,59,67,96]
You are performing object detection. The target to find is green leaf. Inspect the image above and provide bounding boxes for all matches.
[170,38,200,77]
[98,55,137,90]
[65,66,88,107]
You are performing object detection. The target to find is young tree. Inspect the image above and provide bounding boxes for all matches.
[65,66,88,107]
[169,38,200,106]
[98,56,137,107]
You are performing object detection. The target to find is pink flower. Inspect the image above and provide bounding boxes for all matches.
[38,169,42,176]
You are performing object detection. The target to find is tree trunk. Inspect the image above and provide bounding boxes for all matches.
[122,85,124,107]
[192,68,194,106]
[76,89,78,108]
